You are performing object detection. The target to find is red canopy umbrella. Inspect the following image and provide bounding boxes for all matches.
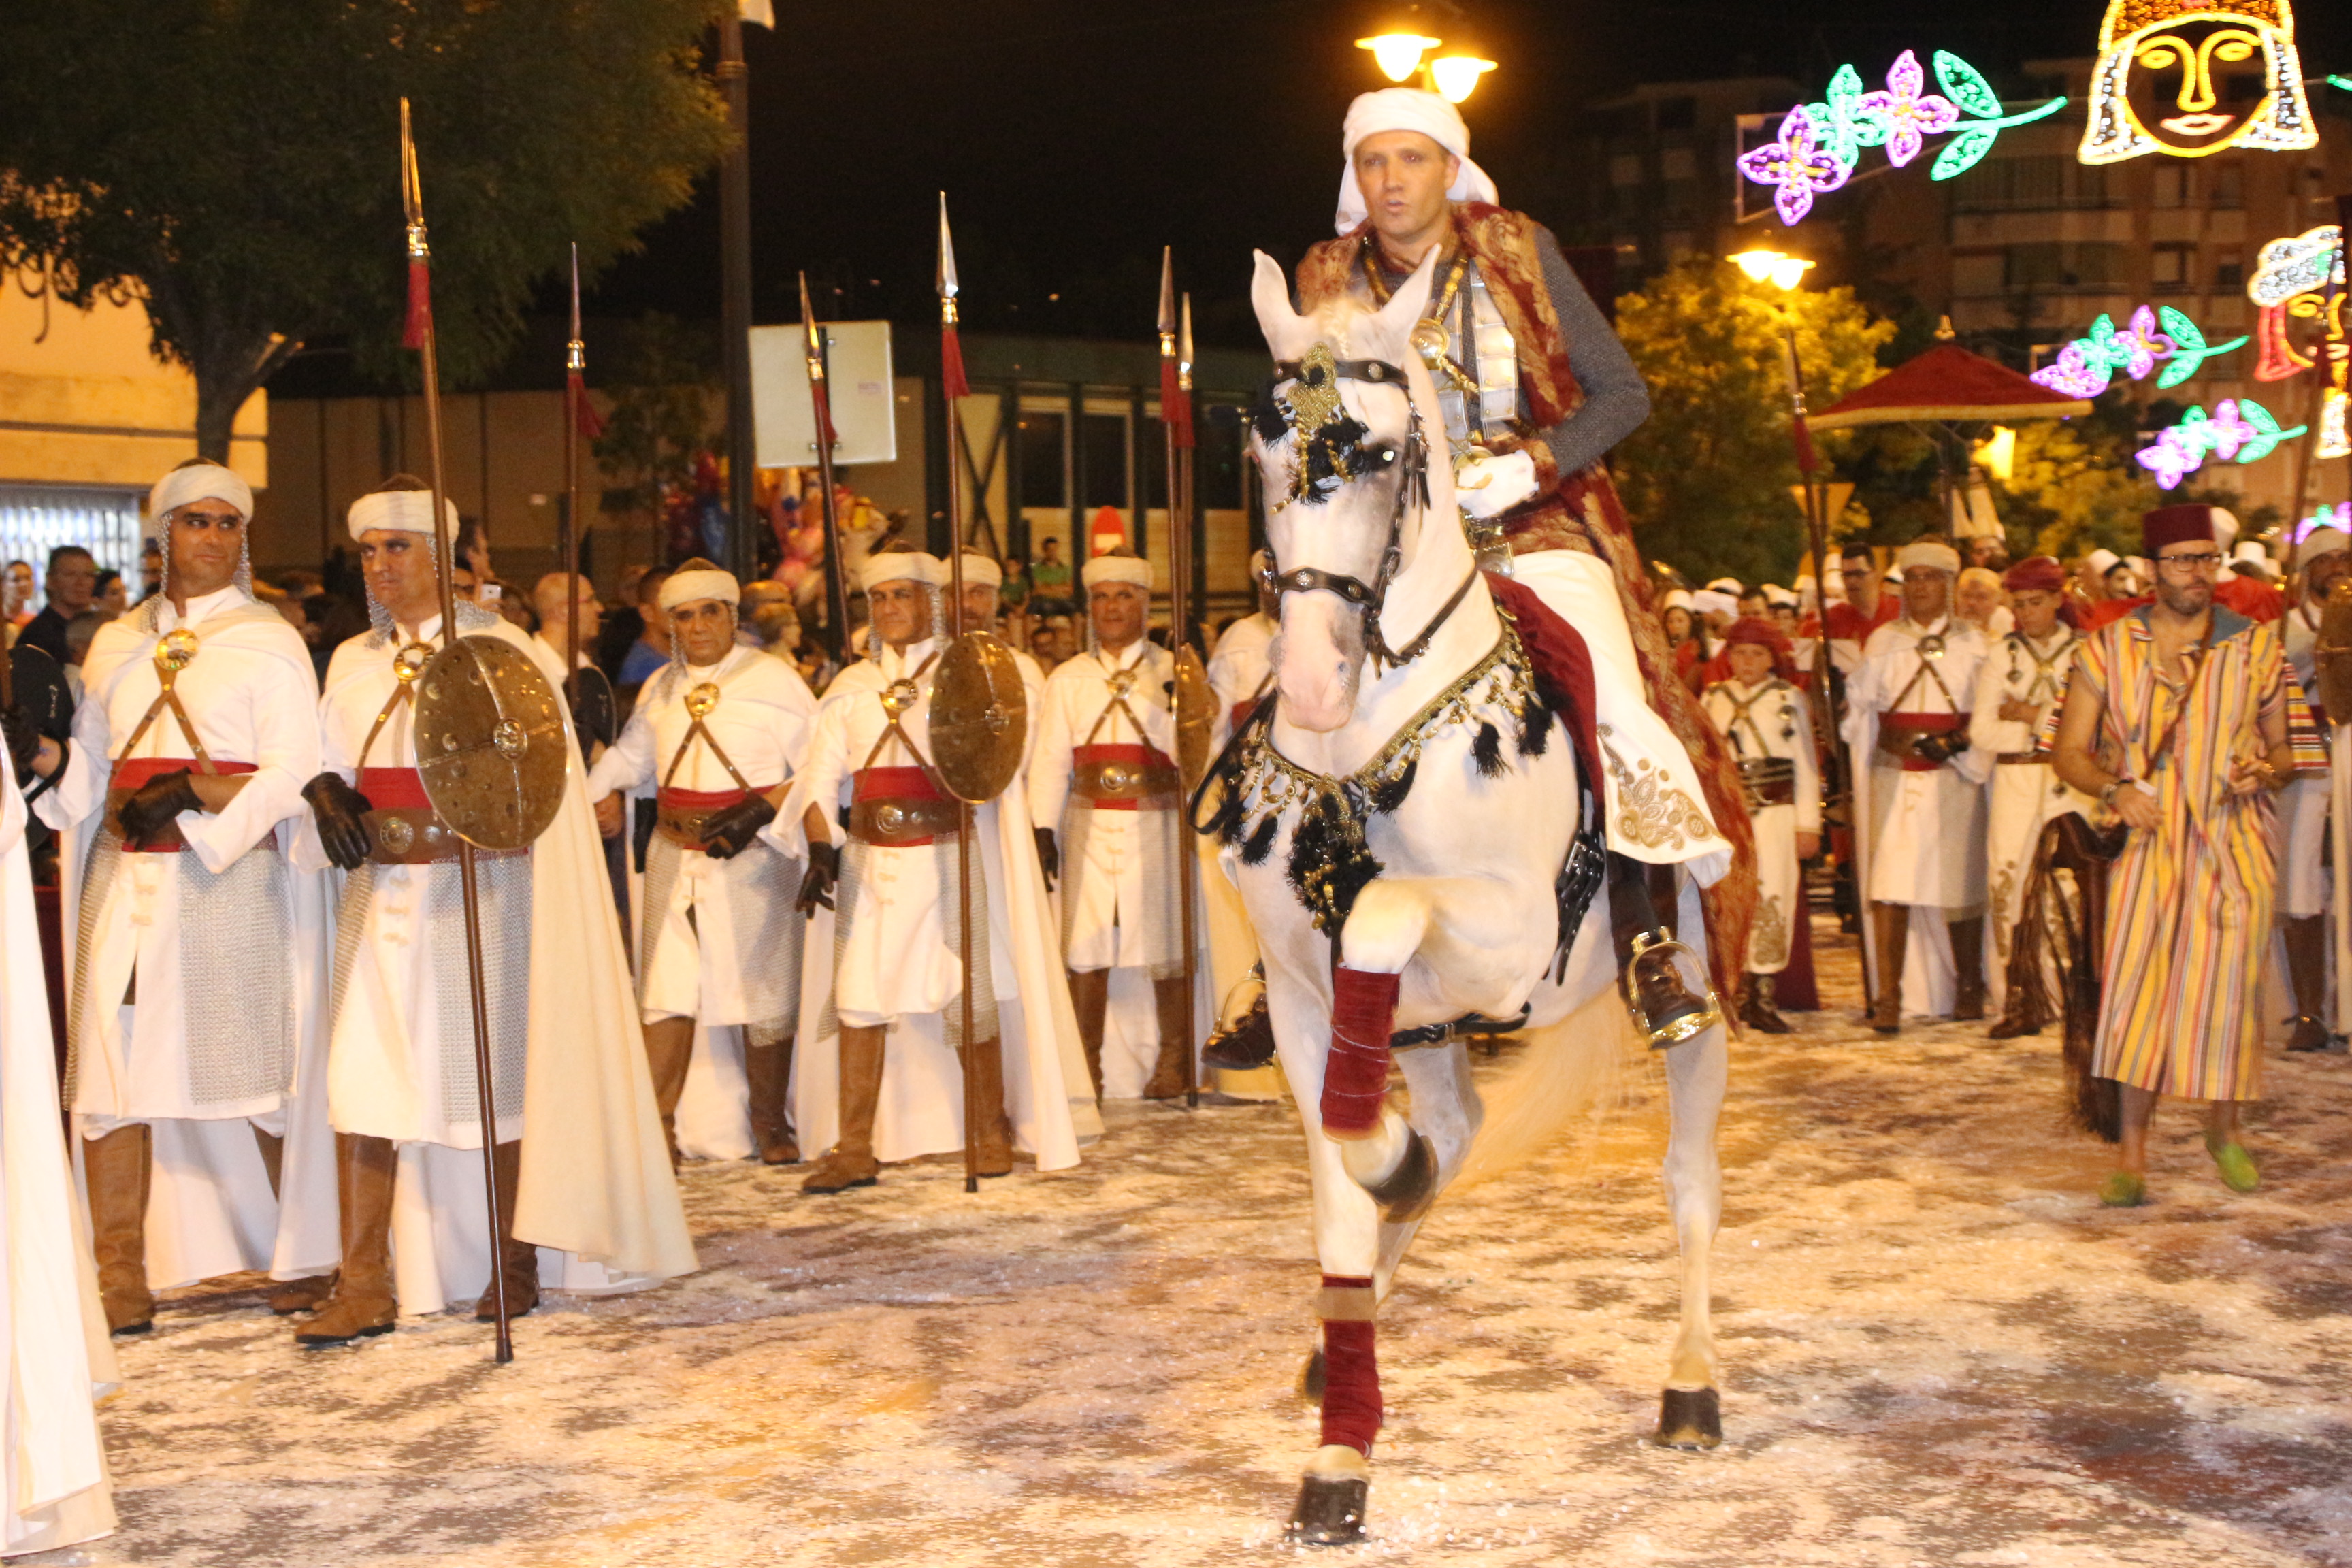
[1808,340,2093,541]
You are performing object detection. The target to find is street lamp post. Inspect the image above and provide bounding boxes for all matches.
[1354,17,1495,103]
[1734,247,1875,996]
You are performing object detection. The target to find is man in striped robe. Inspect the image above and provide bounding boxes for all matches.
[2053,504,2324,1207]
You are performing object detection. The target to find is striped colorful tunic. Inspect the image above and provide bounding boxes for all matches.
[2074,606,2323,1100]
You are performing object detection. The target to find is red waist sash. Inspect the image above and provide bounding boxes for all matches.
[358,767,429,809]
[1882,711,1968,773]
[849,766,956,847]
[108,759,257,853]
[1071,742,1179,811]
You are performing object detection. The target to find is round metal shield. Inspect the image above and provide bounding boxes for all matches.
[2319,579,2352,727]
[1173,644,1215,790]
[931,632,1028,803]
[413,635,567,850]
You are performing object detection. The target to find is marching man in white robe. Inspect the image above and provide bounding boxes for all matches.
[589,558,817,1166]
[2278,523,2348,1052]
[291,479,694,1346]
[0,739,116,1554]
[1843,538,1992,1032]
[1972,557,2093,1037]
[782,549,1085,1192]
[39,460,337,1335]
[1028,553,1205,1100]
[1699,618,1820,1034]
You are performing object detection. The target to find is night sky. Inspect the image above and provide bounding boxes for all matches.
[567,0,2352,353]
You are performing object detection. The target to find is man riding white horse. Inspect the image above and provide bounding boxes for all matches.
[1211,88,1756,1544]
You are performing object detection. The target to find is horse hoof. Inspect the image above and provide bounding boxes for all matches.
[1653,1386,1722,1450]
[1287,1473,1369,1545]
[1299,1348,1326,1401]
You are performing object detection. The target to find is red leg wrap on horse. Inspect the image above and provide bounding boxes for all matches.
[1319,1274,1382,1454]
[1321,966,1400,1136]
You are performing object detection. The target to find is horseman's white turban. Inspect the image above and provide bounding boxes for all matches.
[347,488,459,542]
[858,550,944,592]
[1895,540,1961,576]
[2298,527,2351,560]
[659,557,740,612]
[150,461,253,523]
[1335,88,1500,235]
[1705,576,1744,595]
[956,551,1003,590]
[1082,554,1155,591]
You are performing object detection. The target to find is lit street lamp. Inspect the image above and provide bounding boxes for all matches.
[1355,10,1496,103]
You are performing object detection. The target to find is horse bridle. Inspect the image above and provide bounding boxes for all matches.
[1260,350,1475,672]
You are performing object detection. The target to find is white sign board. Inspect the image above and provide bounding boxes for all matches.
[749,320,898,468]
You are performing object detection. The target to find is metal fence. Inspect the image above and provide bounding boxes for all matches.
[0,484,145,592]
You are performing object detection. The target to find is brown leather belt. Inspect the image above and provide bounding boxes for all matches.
[1737,757,1797,810]
[848,794,963,848]
[361,806,524,865]
[1073,757,1181,807]
[1876,713,1969,771]
[1994,751,2042,765]
[655,786,772,854]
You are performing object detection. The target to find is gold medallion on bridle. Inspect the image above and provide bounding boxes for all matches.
[685,682,721,719]
[412,634,566,851]
[1281,342,1343,438]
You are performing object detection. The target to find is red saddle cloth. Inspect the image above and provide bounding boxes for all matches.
[1482,571,1602,813]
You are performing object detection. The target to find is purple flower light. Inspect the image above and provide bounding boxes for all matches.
[2134,429,2200,489]
[2031,343,2111,398]
[1863,51,1959,168]
[1737,105,1852,226]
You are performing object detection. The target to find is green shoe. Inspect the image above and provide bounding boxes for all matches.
[2099,1170,2146,1207]
[2209,1141,2260,1193]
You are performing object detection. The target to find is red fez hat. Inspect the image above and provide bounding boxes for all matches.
[2002,555,2068,595]
[2142,504,2216,556]
[1722,615,1797,679]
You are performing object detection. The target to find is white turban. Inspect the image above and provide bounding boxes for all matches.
[1081,554,1155,591]
[2085,548,2121,576]
[150,462,253,523]
[1895,540,1960,576]
[1705,576,1744,595]
[1660,588,1694,612]
[1690,589,1737,621]
[2299,527,2350,561]
[1763,583,1797,608]
[1335,88,1500,235]
[347,489,459,542]
[858,550,944,592]
[954,552,1002,591]
[660,564,740,612]
[2210,508,2240,551]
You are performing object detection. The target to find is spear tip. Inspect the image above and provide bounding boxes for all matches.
[936,191,959,299]
[1156,246,1175,338]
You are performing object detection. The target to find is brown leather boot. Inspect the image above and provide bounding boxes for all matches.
[745,1029,799,1164]
[475,1139,539,1322]
[86,1123,154,1336]
[1145,975,1194,1100]
[1869,902,1909,1034]
[1737,974,1793,1034]
[1949,915,1987,1021]
[1066,967,1109,1098]
[641,1015,696,1168]
[297,1134,399,1348]
[802,1025,885,1193]
[963,1035,1015,1177]
[2283,915,2333,1051]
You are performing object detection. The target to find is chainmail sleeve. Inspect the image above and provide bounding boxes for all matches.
[1527,225,1650,476]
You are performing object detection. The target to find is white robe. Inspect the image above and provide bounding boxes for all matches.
[776,638,1096,1165]
[1700,676,1820,976]
[1967,626,2091,1005]
[587,646,817,1026]
[41,587,338,1288]
[296,618,698,1310]
[1844,615,1990,911]
[1,748,114,1557]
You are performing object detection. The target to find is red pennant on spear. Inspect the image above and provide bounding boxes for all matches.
[567,244,604,440]
[401,105,433,351]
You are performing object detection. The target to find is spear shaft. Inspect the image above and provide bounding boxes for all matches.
[939,196,979,1194]
[799,274,853,664]
[1158,250,1199,1110]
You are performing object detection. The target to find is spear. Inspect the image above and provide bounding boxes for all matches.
[402,98,513,1363]
[800,273,853,663]
[562,242,599,702]
[940,193,981,1194]
[1158,248,1200,1110]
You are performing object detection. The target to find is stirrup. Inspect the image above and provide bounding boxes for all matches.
[1622,930,1722,1049]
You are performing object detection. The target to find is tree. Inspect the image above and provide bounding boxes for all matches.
[0,0,731,460]
[1612,256,1895,585]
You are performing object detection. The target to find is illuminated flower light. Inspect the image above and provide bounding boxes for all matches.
[2133,397,2308,489]
[2030,304,2247,396]
[1865,50,1959,167]
[2294,502,2351,544]
[1736,105,1850,226]
[1742,50,2066,226]
[2032,343,2110,398]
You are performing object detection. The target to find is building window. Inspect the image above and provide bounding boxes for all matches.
[2070,243,2127,287]
[2208,160,2243,210]
[2152,246,2195,292]
[1951,153,2066,211]
[1081,412,1128,511]
[1609,152,1644,188]
[1660,146,1697,182]
[2151,165,2185,208]
[2005,243,2063,289]
[1017,411,1066,509]
[2214,253,2245,288]
[1953,252,2006,297]
[1654,96,1696,132]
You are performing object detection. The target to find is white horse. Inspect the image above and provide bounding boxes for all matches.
[1213,248,1729,1544]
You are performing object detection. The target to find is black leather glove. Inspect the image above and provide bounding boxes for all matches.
[302,771,376,872]
[117,767,202,843]
[1912,731,1965,766]
[700,794,779,860]
[1034,826,1059,891]
[1,705,37,783]
[796,839,840,915]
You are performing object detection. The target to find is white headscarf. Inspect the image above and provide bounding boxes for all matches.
[149,461,253,523]
[1895,540,1961,575]
[857,550,944,591]
[659,565,740,612]
[956,551,1003,591]
[1335,88,1499,235]
[347,489,459,541]
[1081,555,1155,590]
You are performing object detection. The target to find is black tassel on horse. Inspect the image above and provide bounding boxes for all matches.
[1369,753,1417,815]
[1518,699,1552,758]
[1287,789,1384,934]
[1241,812,1280,866]
[1471,721,1506,779]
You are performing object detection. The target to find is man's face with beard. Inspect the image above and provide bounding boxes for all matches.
[2154,538,2221,615]
[1902,567,1950,625]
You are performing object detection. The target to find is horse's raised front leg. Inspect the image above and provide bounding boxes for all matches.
[1656,871,1728,1450]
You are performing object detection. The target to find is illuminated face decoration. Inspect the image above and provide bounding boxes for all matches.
[2078,0,2317,163]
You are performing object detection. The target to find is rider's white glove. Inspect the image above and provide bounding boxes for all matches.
[1454,449,1538,519]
